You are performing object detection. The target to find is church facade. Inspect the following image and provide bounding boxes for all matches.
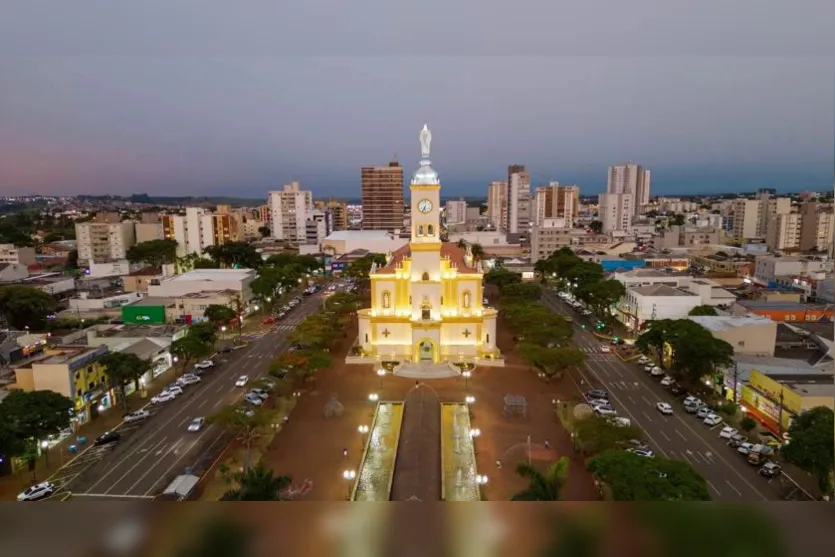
[353,125,502,366]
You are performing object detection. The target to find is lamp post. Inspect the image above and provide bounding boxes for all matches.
[462,370,471,389]
[342,469,356,500]
[469,427,481,454]
[476,474,488,498]
[368,393,379,417]
[377,368,386,389]
[358,424,369,447]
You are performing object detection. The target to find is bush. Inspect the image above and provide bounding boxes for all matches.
[740,416,757,432]
[716,401,738,416]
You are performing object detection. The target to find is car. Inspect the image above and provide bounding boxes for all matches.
[235,375,249,387]
[94,431,122,446]
[637,356,650,365]
[17,481,55,501]
[151,391,176,404]
[696,406,711,419]
[586,398,609,408]
[727,433,746,447]
[250,388,269,398]
[660,376,673,387]
[624,439,649,450]
[627,448,655,458]
[593,406,618,417]
[758,462,782,478]
[610,417,631,427]
[195,360,214,369]
[650,367,665,377]
[644,364,656,372]
[703,414,722,427]
[718,426,739,439]
[164,385,183,397]
[243,393,264,406]
[187,417,206,432]
[262,316,276,325]
[670,383,684,396]
[123,409,151,423]
[656,402,673,415]
[599,345,611,353]
[177,374,201,386]
[737,442,755,455]
[270,368,288,379]
[585,389,608,401]
[219,344,233,353]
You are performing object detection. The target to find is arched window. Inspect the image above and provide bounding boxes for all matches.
[382,291,391,309]
[427,224,434,236]
[486,334,490,343]
[421,301,431,320]
[417,225,424,236]
[422,272,430,281]
[462,291,471,308]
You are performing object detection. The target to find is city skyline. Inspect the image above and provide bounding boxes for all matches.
[1,57,832,198]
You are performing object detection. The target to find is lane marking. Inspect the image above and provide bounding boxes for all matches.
[676,430,687,442]
[659,430,671,441]
[123,438,186,495]
[178,416,191,427]
[641,396,653,406]
[143,427,215,496]
[214,398,225,409]
[85,437,168,494]
[641,411,654,423]
[197,399,208,409]
[72,493,155,499]
[706,480,722,496]
[627,395,636,404]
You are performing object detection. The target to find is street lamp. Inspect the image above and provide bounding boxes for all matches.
[342,469,356,500]
[254,305,260,312]
[476,474,488,485]
[368,393,379,403]
[358,424,369,446]
[462,370,471,389]
[465,395,475,405]
[377,368,386,389]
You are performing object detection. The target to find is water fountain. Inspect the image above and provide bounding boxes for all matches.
[353,401,404,501]
[441,403,482,501]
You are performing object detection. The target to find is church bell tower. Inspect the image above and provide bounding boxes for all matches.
[410,124,441,247]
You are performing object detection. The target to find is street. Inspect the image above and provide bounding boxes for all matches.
[540,288,808,502]
[45,291,328,501]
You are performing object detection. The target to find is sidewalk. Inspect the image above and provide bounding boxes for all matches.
[0,364,180,501]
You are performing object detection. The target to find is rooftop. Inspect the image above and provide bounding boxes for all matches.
[326,230,396,241]
[129,297,176,307]
[631,284,697,297]
[377,243,478,274]
[689,315,774,332]
[161,269,254,283]
[127,267,162,276]
[737,300,832,310]
[91,323,183,338]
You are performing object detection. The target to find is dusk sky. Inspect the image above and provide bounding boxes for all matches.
[1,2,833,199]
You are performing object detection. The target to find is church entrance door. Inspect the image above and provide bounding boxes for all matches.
[418,341,434,362]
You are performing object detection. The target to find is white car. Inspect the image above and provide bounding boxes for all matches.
[151,391,176,404]
[235,375,249,387]
[195,360,214,369]
[644,364,656,372]
[637,356,650,365]
[650,367,665,377]
[177,374,201,386]
[594,405,618,417]
[243,393,263,406]
[599,345,611,353]
[703,413,722,427]
[17,481,55,501]
[627,448,655,458]
[737,442,755,455]
[718,426,738,439]
[610,417,631,427]
[656,402,673,415]
[123,409,151,423]
[164,385,183,397]
[187,417,206,432]
[660,376,673,387]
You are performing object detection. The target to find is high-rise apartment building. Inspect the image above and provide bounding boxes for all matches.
[486,181,507,230]
[800,201,834,253]
[315,198,349,231]
[507,165,531,233]
[305,209,334,245]
[607,163,651,213]
[268,181,313,242]
[534,182,580,227]
[361,161,404,233]
[731,199,761,240]
[757,192,792,238]
[445,198,468,225]
[766,213,802,251]
[598,193,634,233]
[75,221,137,266]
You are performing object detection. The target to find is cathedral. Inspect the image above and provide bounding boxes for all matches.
[353,125,503,369]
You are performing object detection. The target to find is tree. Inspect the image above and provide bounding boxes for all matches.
[671,214,686,226]
[170,334,212,372]
[204,304,238,328]
[586,450,711,501]
[0,285,59,330]
[510,458,570,501]
[125,239,178,269]
[277,349,332,384]
[740,416,757,433]
[343,253,387,291]
[189,321,219,346]
[501,283,540,301]
[99,352,152,411]
[635,319,733,383]
[0,390,73,469]
[589,220,603,234]
[258,225,271,238]
[203,242,262,269]
[576,279,624,327]
[572,415,643,455]
[484,268,522,290]
[688,305,718,316]
[209,405,272,472]
[470,243,485,264]
[220,463,292,501]
[517,343,584,380]
[780,406,834,494]
[456,239,468,250]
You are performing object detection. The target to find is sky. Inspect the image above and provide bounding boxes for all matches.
[1,1,833,199]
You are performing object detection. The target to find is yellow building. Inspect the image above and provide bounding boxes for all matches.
[740,369,834,435]
[11,345,114,426]
[350,125,503,375]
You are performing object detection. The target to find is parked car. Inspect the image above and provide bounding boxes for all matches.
[236,406,255,418]
[177,374,201,386]
[593,405,618,417]
[194,360,214,369]
[656,402,673,415]
[151,391,176,404]
[718,426,739,439]
[585,389,608,401]
[599,345,611,353]
[660,376,674,387]
[650,367,665,377]
[17,481,55,501]
[164,385,183,397]
[94,431,122,446]
[248,388,269,401]
[262,316,276,324]
[187,417,206,432]
[123,409,151,423]
[627,448,655,458]
[703,414,722,427]
[737,442,755,455]
[235,375,249,387]
[670,383,684,396]
[758,462,782,478]
[243,393,264,406]
[696,406,711,419]
[637,356,650,365]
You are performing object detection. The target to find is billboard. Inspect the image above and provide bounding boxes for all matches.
[122,305,166,325]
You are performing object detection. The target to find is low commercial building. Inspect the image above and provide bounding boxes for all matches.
[321,230,407,256]
[688,315,777,356]
[147,268,254,300]
[0,263,29,282]
[731,301,834,323]
[616,284,702,332]
[69,291,142,313]
[18,273,76,296]
[0,244,37,266]
[121,267,164,294]
[121,290,242,324]
[740,369,834,436]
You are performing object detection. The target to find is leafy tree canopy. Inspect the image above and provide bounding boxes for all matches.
[100,352,152,410]
[203,304,238,327]
[203,242,262,269]
[573,414,643,455]
[586,450,711,501]
[220,464,292,501]
[501,282,540,301]
[343,253,387,289]
[511,458,570,501]
[0,390,73,444]
[0,285,58,331]
[125,239,178,269]
[780,406,834,494]
[635,319,733,383]
[484,267,522,289]
[688,305,718,316]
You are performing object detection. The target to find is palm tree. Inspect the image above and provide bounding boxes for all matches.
[456,239,468,250]
[470,243,485,264]
[511,457,569,501]
[220,464,292,501]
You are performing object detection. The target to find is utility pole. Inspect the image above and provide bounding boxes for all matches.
[777,390,785,437]
[732,361,740,403]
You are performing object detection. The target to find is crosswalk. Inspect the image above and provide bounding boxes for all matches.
[245,320,304,339]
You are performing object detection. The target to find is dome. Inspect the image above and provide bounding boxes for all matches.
[412,163,439,185]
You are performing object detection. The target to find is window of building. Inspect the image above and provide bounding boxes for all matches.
[422,272,430,281]
[76,389,82,398]
[365,333,369,343]
[417,225,424,236]
[382,291,391,309]
[486,334,490,343]
[427,224,434,236]
[422,307,431,320]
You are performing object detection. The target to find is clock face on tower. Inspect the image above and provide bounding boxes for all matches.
[417,199,433,214]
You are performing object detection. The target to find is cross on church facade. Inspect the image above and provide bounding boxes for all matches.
[382,329,391,338]
[462,329,471,338]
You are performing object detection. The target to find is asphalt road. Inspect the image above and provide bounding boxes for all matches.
[46,288,333,500]
[540,288,808,502]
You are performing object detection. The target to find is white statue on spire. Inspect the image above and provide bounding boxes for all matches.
[420,123,432,159]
